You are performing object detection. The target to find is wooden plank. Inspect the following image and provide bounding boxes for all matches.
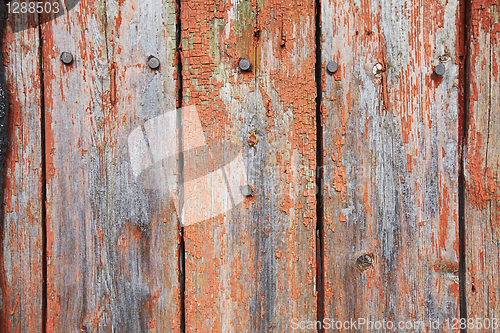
[180,0,318,331]
[321,0,461,329]
[42,0,181,331]
[465,1,500,327]
[0,10,44,333]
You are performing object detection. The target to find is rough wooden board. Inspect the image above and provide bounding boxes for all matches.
[180,0,318,331]
[465,1,500,326]
[0,12,43,333]
[321,0,461,329]
[42,0,181,331]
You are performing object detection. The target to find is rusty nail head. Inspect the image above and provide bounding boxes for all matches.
[239,58,252,71]
[60,52,73,65]
[434,64,445,76]
[148,56,160,70]
[326,61,338,74]
[240,185,254,197]
[80,325,87,332]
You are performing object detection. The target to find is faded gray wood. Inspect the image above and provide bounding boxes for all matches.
[42,0,181,331]
[321,0,461,330]
[0,9,44,333]
[8,0,500,331]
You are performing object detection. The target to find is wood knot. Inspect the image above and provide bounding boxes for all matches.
[80,325,88,332]
[248,130,258,147]
[280,36,286,48]
[253,28,260,40]
[356,253,374,270]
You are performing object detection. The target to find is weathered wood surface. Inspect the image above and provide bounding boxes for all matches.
[465,0,500,328]
[3,0,500,331]
[180,0,318,331]
[1,8,44,333]
[41,0,181,331]
[321,0,461,329]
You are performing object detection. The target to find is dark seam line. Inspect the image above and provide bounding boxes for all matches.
[176,0,186,331]
[459,0,471,331]
[0,2,10,331]
[37,20,48,333]
[314,0,325,331]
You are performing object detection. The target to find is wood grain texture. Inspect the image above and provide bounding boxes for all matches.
[465,1,500,328]
[8,0,500,331]
[321,0,461,329]
[180,0,318,331]
[42,0,181,331]
[0,10,43,333]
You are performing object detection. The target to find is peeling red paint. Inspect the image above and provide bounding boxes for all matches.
[323,0,460,327]
[180,0,317,331]
[465,0,500,321]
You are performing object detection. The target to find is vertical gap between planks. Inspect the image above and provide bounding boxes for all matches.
[314,0,325,331]
[176,0,186,330]
[37,20,47,333]
[459,0,471,330]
